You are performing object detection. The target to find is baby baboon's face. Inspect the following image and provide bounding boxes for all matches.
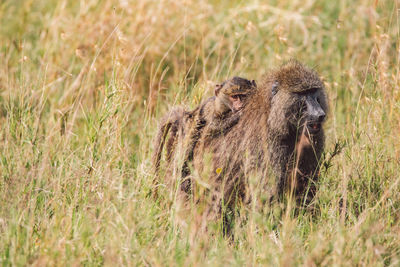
[229,94,246,111]
[215,77,256,112]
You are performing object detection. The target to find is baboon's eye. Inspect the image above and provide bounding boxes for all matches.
[232,94,245,101]
[297,87,319,96]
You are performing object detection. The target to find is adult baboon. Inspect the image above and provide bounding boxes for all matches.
[186,60,328,217]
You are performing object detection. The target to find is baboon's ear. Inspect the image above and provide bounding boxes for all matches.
[215,84,222,95]
[251,80,257,88]
[271,82,278,96]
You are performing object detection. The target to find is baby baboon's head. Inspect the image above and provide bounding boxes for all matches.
[215,76,257,112]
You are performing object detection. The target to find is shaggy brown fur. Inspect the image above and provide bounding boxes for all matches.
[186,60,328,218]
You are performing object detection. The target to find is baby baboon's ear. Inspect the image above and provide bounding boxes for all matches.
[251,80,257,88]
[214,83,223,96]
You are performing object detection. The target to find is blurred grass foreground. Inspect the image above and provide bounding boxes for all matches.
[1,0,400,265]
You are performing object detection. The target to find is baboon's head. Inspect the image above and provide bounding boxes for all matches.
[215,77,257,112]
[267,60,328,137]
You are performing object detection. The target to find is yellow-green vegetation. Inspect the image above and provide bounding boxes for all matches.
[1,0,399,265]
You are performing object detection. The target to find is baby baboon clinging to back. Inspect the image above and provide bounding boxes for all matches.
[180,77,257,192]
[208,77,256,136]
[152,77,256,192]
[190,77,257,141]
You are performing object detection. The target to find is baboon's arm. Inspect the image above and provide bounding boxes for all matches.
[206,111,241,137]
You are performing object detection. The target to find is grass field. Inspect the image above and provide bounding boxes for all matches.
[1,0,400,265]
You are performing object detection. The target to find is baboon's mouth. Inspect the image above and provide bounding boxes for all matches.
[306,122,321,134]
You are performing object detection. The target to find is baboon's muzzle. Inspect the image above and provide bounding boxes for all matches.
[305,94,325,134]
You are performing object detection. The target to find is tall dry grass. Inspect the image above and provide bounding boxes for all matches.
[0,0,399,265]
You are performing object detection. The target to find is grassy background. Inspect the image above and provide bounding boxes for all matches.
[0,0,399,265]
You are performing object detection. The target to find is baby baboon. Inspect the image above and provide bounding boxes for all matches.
[207,77,256,136]
[186,60,328,218]
[180,77,257,192]
[152,77,256,194]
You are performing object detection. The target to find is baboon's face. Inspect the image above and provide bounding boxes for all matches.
[215,86,252,112]
[269,86,328,136]
[296,88,327,135]
[215,77,256,112]
[229,94,246,110]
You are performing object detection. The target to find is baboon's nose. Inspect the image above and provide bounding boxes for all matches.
[308,111,325,123]
[310,108,325,123]
[317,113,326,122]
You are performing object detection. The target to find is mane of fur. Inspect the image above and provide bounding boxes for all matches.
[273,60,324,92]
